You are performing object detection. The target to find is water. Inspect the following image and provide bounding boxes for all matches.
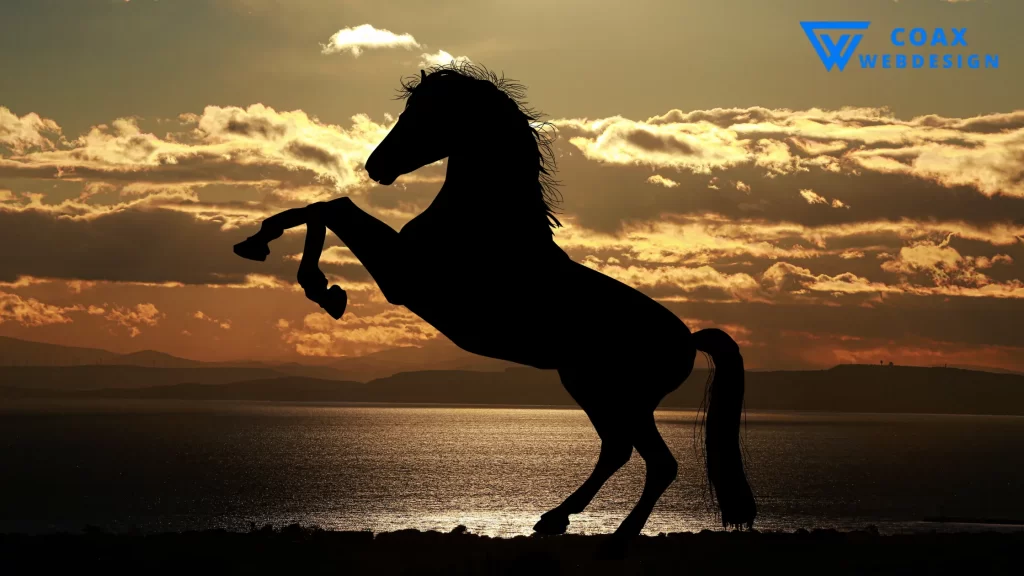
[2,399,1023,536]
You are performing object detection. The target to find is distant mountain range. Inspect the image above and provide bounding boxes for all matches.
[3,365,1024,416]
[2,336,1023,416]
[0,336,514,382]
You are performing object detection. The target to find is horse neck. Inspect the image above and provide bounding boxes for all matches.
[440,145,543,230]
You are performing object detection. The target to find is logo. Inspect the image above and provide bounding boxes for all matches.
[801,21,871,71]
[800,21,999,72]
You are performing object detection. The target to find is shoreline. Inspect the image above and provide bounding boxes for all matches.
[6,396,1024,421]
[2,525,1021,575]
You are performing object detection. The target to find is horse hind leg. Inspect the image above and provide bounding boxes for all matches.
[534,418,633,535]
[612,411,678,539]
[534,373,634,535]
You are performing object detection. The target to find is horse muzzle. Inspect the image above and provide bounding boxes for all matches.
[365,155,398,186]
[369,172,397,186]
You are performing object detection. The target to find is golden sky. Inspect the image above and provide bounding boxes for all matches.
[0,0,1022,371]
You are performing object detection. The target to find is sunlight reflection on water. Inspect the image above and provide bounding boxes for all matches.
[2,401,1024,536]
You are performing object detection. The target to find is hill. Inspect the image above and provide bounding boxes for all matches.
[0,336,124,367]
[0,336,509,381]
[6,364,1023,416]
[735,365,1024,415]
[0,366,286,390]
[323,341,517,381]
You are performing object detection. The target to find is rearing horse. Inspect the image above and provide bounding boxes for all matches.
[233,63,756,538]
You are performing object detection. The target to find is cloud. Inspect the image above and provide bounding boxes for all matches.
[0,276,50,289]
[286,245,361,266]
[555,215,1024,304]
[193,310,231,330]
[800,189,827,205]
[799,189,850,209]
[877,235,1019,293]
[417,50,471,68]
[581,259,764,303]
[0,104,394,211]
[975,254,1013,268]
[29,101,1024,369]
[278,308,439,356]
[0,289,160,331]
[318,24,471,73]
[557,115,750,175]
[0,291,77,326]
[320,24,421,56]
[67,280,97,293]
[0,100,1019,344]
[881,236,963,280]
[0,208,306,286]
[554,216,1023,268]
[761,262,900,296]
[755,256,1024,301]
[554,106,1024,198]
[646,174,679,188]
[104,303,163,337]
[0,106,62,153]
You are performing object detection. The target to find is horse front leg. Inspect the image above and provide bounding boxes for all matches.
[317,197,408,307]
[234,197,407,317]
[296,213,348,320]
[233,206,313,262]
[233,203,348,318]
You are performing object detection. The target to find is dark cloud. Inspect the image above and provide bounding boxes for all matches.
[623,129,699,155]
[0,208,306,285]
[553,142,1024,233]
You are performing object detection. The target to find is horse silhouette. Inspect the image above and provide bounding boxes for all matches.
[233,63,756,539]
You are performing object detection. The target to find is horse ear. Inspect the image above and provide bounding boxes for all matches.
[420,69,426,81]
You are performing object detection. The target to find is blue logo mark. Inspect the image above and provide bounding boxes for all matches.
[800,22,999,71]
[800,21,871,71]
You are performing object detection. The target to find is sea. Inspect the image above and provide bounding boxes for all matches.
[2,399,1023,536]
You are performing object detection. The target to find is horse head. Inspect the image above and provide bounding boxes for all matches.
[364,63,561,231]
[365,68,477,185]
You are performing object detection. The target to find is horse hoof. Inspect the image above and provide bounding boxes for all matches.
[320,285,348,320]
[533,512,570,536]
[233,237,270,262]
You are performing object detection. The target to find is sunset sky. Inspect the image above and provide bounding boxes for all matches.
[1,0,1022,371]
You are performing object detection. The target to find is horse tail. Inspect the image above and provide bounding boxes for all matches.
[692,328,756,528]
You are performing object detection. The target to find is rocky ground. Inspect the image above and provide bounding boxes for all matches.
[2,524,1021,574]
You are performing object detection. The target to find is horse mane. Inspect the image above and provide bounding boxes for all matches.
[395,61,563,232]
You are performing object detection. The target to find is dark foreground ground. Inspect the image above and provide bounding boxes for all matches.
[2,525,1021,575]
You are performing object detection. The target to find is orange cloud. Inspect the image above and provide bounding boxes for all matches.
[0,106,62,153]
[0,105,394,212]
[0,291,77,326]
[104,303,163,337]
[0,276,50,289]
[645,174,679,188]
[799,189,827,205]
[193,310,231,330]
[278,308,439,357]
[555,106,1024,198]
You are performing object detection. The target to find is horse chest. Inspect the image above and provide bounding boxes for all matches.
[399,212,495,267]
